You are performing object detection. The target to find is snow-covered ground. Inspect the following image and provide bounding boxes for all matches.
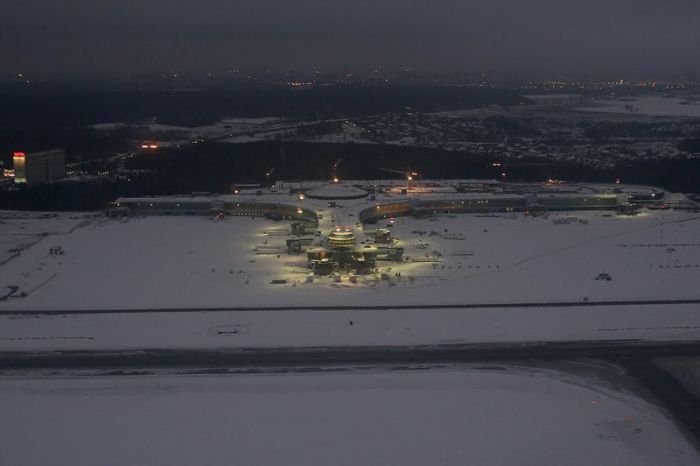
[1,182,699,351]
[1,367,697,466]
[1,303,699,352]
[576,95,700,118]
[2,208,699,311]
[0,212,94,265]
[3,191,698,465]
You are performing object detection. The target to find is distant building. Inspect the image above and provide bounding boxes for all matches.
[13,149,65,185]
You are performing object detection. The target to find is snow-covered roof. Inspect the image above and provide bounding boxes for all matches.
[305,182,368,200]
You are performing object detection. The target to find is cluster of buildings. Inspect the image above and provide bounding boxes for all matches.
[296,103,700,169]
[109,178,680,276]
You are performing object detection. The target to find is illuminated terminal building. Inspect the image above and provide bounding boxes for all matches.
[359,194,631,224]
[103,180,681,277]
[112,197,319,224]
[327,228,357,248]
[307,227,380,274]
[13,149,65,185]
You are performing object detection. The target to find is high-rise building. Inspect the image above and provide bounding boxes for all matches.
[13,149,65,185]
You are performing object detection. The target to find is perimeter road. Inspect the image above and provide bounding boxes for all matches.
[2,298,700,315]
[1,339,698,370]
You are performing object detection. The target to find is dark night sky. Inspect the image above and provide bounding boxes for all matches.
[3,0,700,79]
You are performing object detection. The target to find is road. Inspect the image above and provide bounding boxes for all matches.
[1,339,698,369]
[2,297,700,315]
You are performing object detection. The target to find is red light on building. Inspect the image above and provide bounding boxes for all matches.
[13,152,26,158]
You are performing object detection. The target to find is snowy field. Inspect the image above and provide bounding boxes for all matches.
[576,95,700,118]
[2,208,699,311]
[1,200,700,350]
[1,367,697,466]
[0,212,94,265]
[1,303,699,352]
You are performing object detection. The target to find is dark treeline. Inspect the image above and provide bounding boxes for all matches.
[679,138,700,154]
[131,141,507,191]
[5,141,698,211]
[130,141,696,193]
[0,85,527,156]
[0,85,527,127]
[615,157,700,192]
[0,180,143,211]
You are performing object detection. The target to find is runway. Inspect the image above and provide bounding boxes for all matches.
[2,297,700,315]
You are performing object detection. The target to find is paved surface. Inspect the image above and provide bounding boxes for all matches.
[1,339,697,369]
[2,298,700,315]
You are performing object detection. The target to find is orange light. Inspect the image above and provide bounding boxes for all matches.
[149,144,158,149]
